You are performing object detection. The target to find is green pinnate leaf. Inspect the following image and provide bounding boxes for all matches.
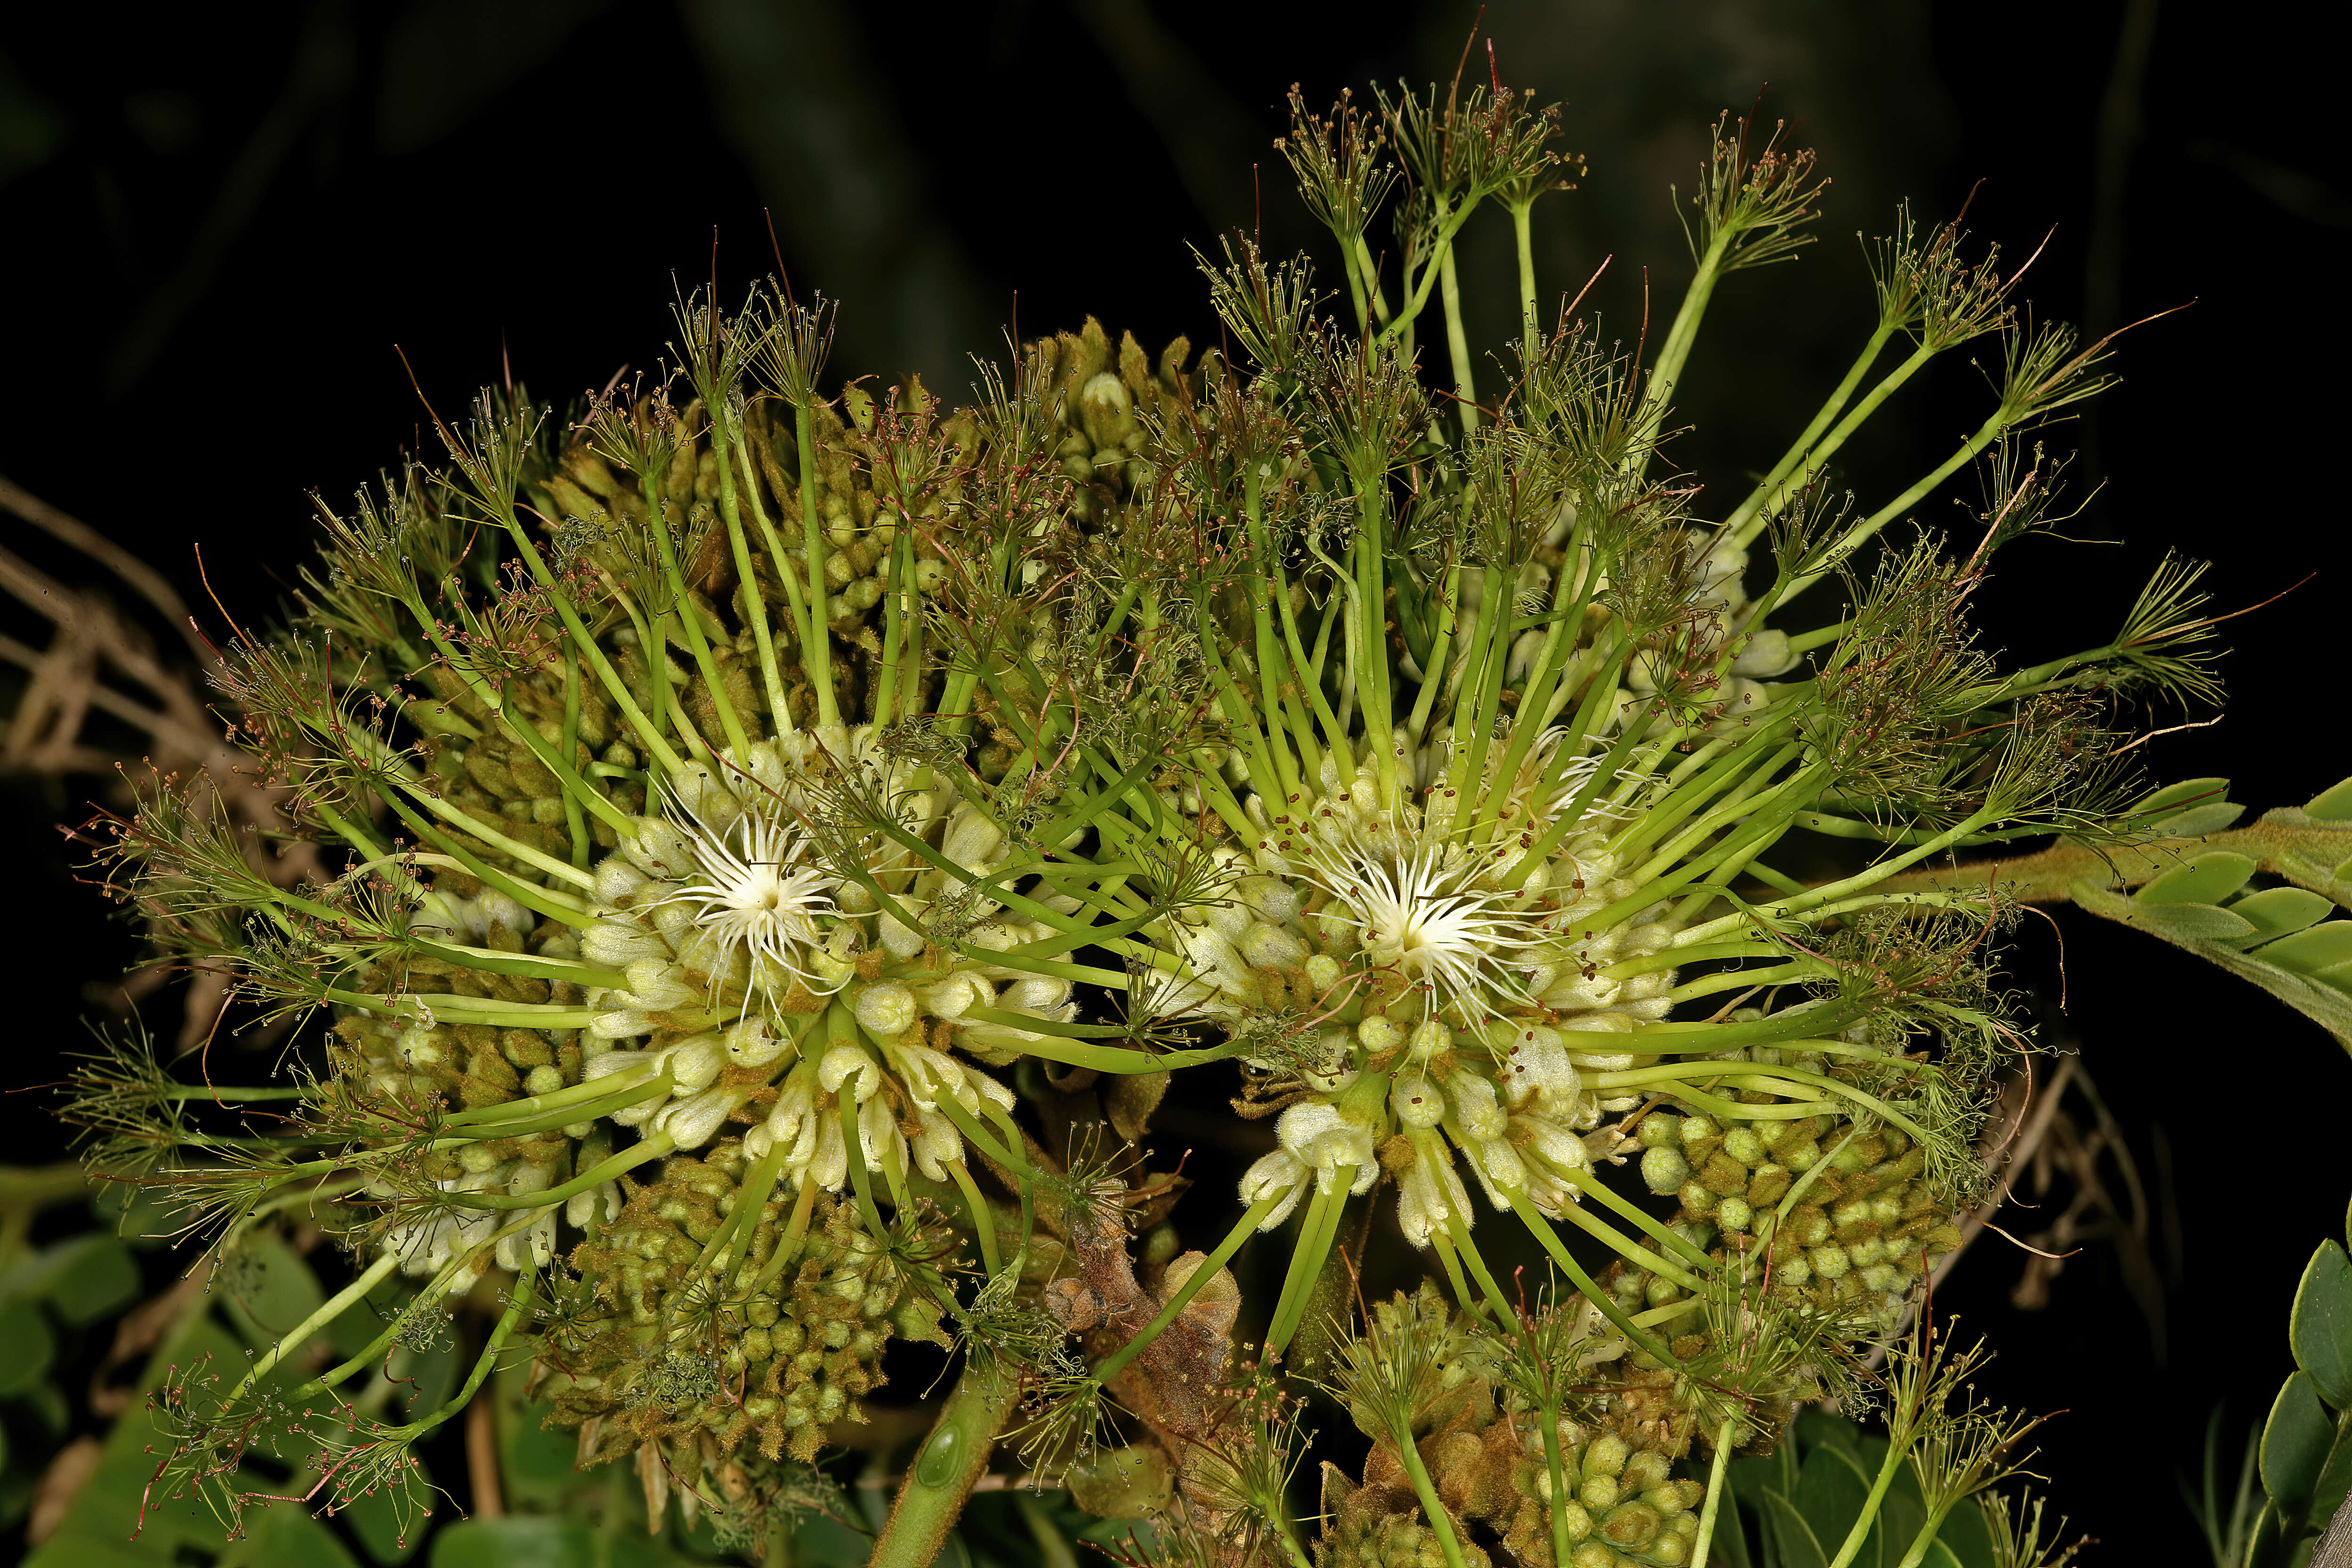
[2131,901,2258,941]
[2073,882,2352,1048]
[2135,850,2258,906]
[1793,1439,1880,1563]
[2295,1241,2352,1408]
[2313,1426,2352,1544]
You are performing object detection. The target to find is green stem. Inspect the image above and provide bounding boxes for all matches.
[1267,1178,1352,1358]
[1690,1416,1740,1567]
[232,1251,402,1402]
[715,420,791,727]
[795,400,841,730]
[871,1354,1021,1568]
[291,1212,542,1399]
[1511,198,1540,368]
[384,1258,538,1440]
[448,1132,675,1210]
[1501,1188,1681,1367]
[1893,1505,1961,1568]
[562,651,591,866]
[1391,1420,1470,1568]
[1724,324,1903,548]
[1631,237,1725,478]
[1825,1433,1910,1568]
[1439,237,1478,436]
[946,1159,1001,1277]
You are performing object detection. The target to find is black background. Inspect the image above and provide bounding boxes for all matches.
[2,0,2345,1555]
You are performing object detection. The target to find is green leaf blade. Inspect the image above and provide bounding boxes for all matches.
[2261,1372,2332,1513]
[2294,1241,2352,1408]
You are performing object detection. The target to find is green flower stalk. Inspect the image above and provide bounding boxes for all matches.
[65,63,2203,1566]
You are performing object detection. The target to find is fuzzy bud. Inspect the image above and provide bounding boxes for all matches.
[1241,920,1307,971]
[1391,1073,1447,1129]
[1641,1146,1690,1194]
[722,1015,787,1067]
[855,980,919,1037]
[582,917,669,970]
[620,816,696,878]
[1241,1149,1311,1229]
[655,1086,743,1150]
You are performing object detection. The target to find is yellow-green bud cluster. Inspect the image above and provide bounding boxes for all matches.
[1614,1106,1963,1324]
[543,1142,947,1467]
[1321,1288,1707,1568]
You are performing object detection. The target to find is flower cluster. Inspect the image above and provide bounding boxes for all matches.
[66,66,2195,1565]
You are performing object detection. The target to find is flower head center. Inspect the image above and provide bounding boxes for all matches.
[667,794,839,993]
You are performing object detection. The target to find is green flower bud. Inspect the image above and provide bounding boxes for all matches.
[1077,372,1138,451]
[854,980,918,1037]
[1640,1146,1691,1194]
[1600,1500,1662,1550]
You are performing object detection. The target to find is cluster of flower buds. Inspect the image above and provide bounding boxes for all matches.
[542,1142,948,1468]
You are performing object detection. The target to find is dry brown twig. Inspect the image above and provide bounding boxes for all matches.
[1,471,321,1046]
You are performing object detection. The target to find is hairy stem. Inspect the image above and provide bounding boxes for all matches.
[870,1354,1021,1568]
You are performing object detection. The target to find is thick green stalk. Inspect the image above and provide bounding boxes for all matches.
[477,513,692,780]
[561,653,590,866]
[1502,1189,1682,1366]
[1266,1178,1352,1358]
[870,1354,1022,1568]
[291,1214,540,1399]
[1679,804,2001,943]
[383,1259,538,1440]
[447,1132,676,1210]
[1778,389,2027,615]
[1392,1420,1470,1568]
[1544,1191,1705,1291]
[643,481,756,760]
